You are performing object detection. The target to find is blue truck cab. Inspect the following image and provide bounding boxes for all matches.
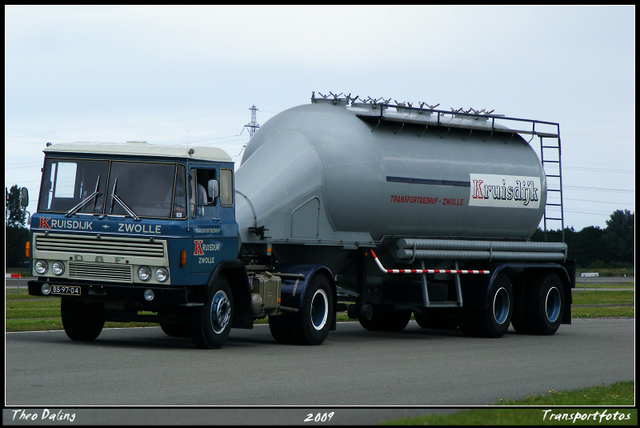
[27,142,250,347]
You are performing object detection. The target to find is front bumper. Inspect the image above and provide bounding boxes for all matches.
[27,279,190,306]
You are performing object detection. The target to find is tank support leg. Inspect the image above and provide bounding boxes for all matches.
[354,250,367,314]
[420,261,430,307]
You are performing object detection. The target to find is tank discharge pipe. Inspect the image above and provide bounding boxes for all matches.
[396,239,567,262]
[369,250,490,275]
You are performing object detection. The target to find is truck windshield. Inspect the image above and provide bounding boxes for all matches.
[38,158,187,219]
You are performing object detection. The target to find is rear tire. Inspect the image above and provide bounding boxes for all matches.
[359,305,411,332]
[384,310,412,332]
[414,308,459,330]
[189,275,233,349]
[511,277,533,334]
[61,297,105,341]
[460,274,513,338]
[526,273,564,335]
[290,274,333,345]
[358,305,386,331]
[268,314,295,344]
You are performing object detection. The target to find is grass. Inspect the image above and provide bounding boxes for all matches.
[5,291,160,332]
[570,290,635,318]
[382,381,636,426]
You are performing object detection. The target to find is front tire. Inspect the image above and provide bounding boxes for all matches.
[61,297,105,341]
[189,275,233,349]
[290,274,333,345]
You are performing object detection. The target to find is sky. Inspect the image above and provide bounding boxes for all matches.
[5,5,635,232]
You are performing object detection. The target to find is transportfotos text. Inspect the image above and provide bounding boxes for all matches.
[542,409,632,423]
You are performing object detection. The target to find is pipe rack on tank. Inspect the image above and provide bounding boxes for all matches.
[396,238,568,262]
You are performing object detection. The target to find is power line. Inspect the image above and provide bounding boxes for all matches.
[565,185,634,194]
[563,166,634,174]
[564,197,634,206]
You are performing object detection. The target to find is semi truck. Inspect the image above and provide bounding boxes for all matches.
[25,92,575,349]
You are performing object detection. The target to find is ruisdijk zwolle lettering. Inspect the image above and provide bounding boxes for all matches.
[469,173,541,209]
[39,217,93,230]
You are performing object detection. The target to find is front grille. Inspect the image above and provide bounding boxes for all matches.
[68,261,132,282]
[35,234,165,258]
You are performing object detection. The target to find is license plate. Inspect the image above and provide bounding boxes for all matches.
[50,285,81,296]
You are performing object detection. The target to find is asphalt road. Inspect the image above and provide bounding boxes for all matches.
[4,318,634,425]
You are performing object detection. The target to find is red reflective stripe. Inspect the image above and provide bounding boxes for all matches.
[370,249,490,275]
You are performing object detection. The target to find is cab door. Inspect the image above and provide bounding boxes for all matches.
[189,166,238,282]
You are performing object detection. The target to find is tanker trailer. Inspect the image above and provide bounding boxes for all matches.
[236,92,574,340]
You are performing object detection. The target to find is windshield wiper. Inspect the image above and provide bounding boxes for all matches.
[109,177,140,221]
[66,175,102,217]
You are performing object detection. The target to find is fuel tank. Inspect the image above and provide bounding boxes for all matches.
[235,97,547,248]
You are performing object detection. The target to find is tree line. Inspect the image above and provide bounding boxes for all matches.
[5,184,635,269]
[531,209,634,268]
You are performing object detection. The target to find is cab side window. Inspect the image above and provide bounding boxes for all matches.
[220,168,234,207]
[190,168,217,218]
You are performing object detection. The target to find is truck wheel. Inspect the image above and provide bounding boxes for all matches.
[359,306,411,332]
[268,314,295,344]
[160,322,190,337]
[358,304,386,331]
[60,297,105,341]
[526,273,564,335]
[414,308,459,330]
[511,278,533,334]
[384,310,412,332]
[291,274,333,345]
[189,275,233,349]
[461,274,513,338]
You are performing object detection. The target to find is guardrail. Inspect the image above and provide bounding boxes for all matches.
[580,272,599,291]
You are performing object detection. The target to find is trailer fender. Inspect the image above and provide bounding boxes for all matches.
[460,263,573,324]
[275,264,337,331]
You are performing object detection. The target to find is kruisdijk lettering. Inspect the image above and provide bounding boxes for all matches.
[39,217,93,230]
[469,174,541,209]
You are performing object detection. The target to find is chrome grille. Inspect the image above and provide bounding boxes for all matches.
[35,234,165,258]
[68,261,132,282]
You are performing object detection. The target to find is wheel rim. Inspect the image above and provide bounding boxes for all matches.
[210,290,231,334]
[545,286,561,323]
[493,287,510,325]
[310,289,329,331]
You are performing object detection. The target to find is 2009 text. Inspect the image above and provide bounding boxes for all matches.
[304,412,335,423]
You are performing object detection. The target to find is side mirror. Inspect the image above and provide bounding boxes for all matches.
[208,180,219,200]
[19,187,29,207]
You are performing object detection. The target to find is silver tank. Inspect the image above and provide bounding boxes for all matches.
[235,98,546,250]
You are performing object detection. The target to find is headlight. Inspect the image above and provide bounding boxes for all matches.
[137,266,151,282]
[34,260,48,275]
[52,261,65,276]
[155,267,169,283]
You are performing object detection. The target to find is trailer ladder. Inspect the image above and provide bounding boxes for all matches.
[539,129,565,241]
